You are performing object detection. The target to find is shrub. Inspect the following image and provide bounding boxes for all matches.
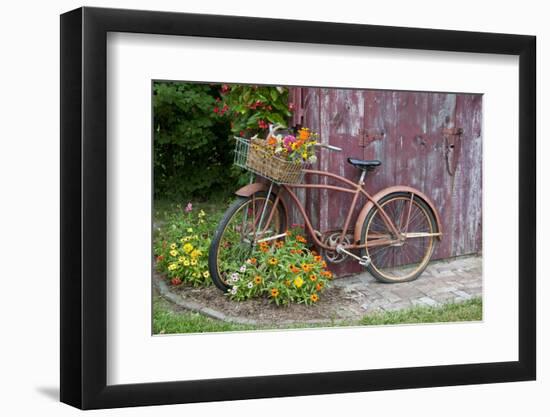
[153,82,236,200]
[154,204,220,286]
[226,228,333,306]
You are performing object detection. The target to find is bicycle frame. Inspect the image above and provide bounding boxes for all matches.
[256,168,411,251]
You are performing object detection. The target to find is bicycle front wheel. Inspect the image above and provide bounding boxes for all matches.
[208,192,287,291]
[360,192,437,283]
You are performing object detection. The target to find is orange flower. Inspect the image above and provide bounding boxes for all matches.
[296,235,307,243]
[314,255,323,262]
[310,293,319,303]
[254,275,262,285]
[275,240,284,248]
[316,282,324,291]
[298,128,311,141]
[289,264,301,274]
[301,263,312,272]
[309,274,317,282]
[248,257,257,265]
[259,241,269,248]
[321,270,333,279]
[267,136,277,146]
[270,288,280,297]
[321,261,327,268]
[260,246,269,253]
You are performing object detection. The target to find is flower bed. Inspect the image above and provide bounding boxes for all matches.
[226,228,333,306]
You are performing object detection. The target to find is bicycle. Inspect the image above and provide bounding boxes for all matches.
[208,125,442,292]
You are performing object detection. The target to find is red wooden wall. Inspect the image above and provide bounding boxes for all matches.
[288,87,482,276]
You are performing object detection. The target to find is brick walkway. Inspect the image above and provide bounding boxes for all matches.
[331,255,482,317]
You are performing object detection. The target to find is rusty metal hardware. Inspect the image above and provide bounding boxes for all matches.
[359,128,385,147]
[443,127,463,176]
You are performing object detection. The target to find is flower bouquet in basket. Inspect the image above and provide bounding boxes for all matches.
[247,126,319,183]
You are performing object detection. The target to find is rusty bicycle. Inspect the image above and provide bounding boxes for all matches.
[208,125,442,291]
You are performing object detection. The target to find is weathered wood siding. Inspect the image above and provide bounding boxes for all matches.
[288,88,482,276]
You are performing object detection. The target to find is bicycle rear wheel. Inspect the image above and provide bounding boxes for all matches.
[208,192,287,291]
[360,192,437,283]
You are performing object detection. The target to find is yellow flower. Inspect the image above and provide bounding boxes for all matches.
[253,275,262,285]
[183,259,190,266]
[170,243,177,250]
[187,227,193,233]
[270,288,280,298]
[183,243,194,254]
[169,249,178,257]
[168,263,178,271]
[202,271,210,278]
[178,256,185,263]
[310,293,319,303]
[293,276,304,288]
[191,259,197,266]
[191,249,202,259]
[198,210,206,218]
[268,257,278,266]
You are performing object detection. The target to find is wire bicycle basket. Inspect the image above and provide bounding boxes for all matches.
[234,136,308,184]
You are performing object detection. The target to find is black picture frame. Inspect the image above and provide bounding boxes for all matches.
[60,6,536,410]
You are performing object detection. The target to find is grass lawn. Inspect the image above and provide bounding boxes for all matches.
[153,295,482,335]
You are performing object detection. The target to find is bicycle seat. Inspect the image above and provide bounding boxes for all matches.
[347,158,382,171]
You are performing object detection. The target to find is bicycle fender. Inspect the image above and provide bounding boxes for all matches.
[235,182,269,197]
[353,186,443,243]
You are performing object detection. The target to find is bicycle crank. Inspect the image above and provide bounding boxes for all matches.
[336,245,371,267]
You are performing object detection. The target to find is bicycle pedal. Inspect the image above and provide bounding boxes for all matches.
[359,256,371,267]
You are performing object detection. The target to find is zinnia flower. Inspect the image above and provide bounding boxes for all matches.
[247,282,254,289]
[185,202,193,212]
[310,293,319,303]
[270,288,280,297]
[253,276,262,285]
[169,250,178,257]
[183,243,194,254]
[268,257,278,266]
[293,276,304,288]
[309,274,317,282]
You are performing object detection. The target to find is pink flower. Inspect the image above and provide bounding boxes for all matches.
[283,135,296,151]
[213,107,219,113]
[185,202,193,212]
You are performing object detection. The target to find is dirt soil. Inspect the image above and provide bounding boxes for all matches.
[157,273,363,325]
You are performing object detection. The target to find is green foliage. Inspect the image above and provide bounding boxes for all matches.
[153,82,235,200]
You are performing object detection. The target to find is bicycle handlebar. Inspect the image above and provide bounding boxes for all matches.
[315,143,342,152]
